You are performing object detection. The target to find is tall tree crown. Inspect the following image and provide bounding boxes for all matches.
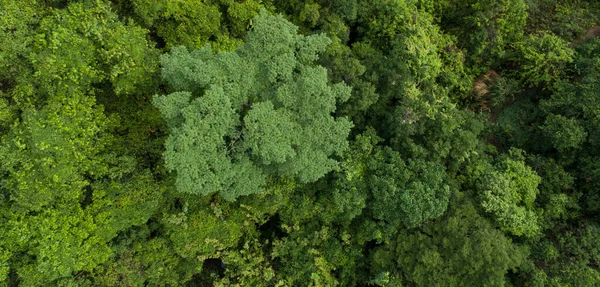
[154,11,352,201]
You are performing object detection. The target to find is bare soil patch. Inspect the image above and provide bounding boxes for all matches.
[569,24,600,47]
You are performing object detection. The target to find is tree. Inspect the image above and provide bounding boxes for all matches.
[123,0,272,51]
[527,155,578,225]
[0,91,162,285]
[153,11,353,201]
[536,38,600,215]
[0,0,43,130]
[473,149,542,237]
[540,113,587,152]
[367,147,450,229]
[30,1,159,96]
[438,0,528,69]
[525,222,600,286]
[390,192,528,286]
[514,32,574,88]
[0,0,159,135]
[272,0,380,127]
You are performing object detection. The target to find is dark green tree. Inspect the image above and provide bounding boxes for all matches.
[439,0,528,69]
[391,192,528,286]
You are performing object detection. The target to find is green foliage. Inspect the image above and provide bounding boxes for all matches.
[0,94,111,212]
[0,0,42,130]
[154,89,265,201]
[355,0,414,50]
[328,128,380,224]
[515,32,574,88]
[0,0,160,141]
[92,230,196,286]
[263,208,368,286]
[14,209,111,282]
[368,148,450,228]
[0,0,40,80]
[164,203,245,262]
[387,103,485,175]
[30,1,159,96]
[2,0,600,285]
[492,98,542,150]
[131,0,220,48]
[475,149,542,237]
[488,77,521,108]
[270,227,343,286]
[540,113,587,152]
[527,155,579,224]
[127,0,272,51]
[0,75,162,285]
[540,39,600,142]
[533,39,600,215]
[0,247,8,283]
[154,11,352,201]
[527,223,600,286]
[215,239,276,286]
[440,0,528,68]
[392,192,527,286]
[354,0,457,92]
[526,0,600,41]
[0,94,155,284]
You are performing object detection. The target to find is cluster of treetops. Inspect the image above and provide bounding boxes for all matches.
[1,0,600,285]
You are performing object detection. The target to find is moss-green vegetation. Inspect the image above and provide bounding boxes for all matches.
[1,0,599,285]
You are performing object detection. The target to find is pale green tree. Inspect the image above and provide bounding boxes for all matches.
[154,11,353,201]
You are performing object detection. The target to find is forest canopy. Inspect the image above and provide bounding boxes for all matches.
[1,0,600,286]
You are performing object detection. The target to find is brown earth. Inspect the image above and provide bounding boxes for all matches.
[472,69,501,99]
[471,69,502,119]
[569,24,600,47]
